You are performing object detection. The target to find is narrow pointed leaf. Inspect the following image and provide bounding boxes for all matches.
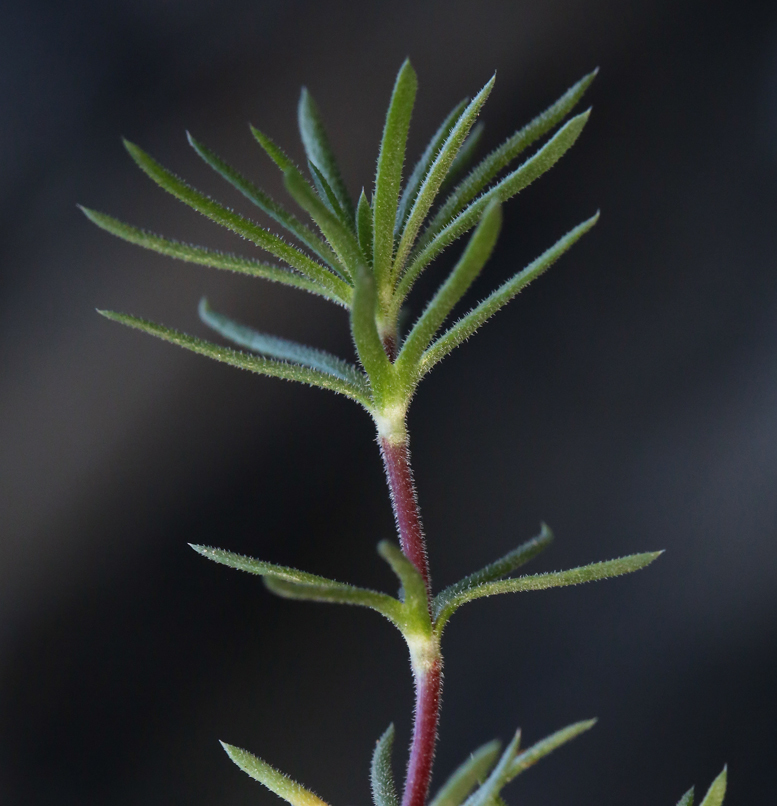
[251,125,296,172]
[419,213,599,378]
[699,768,727,806]
[284,167,363,277]
[676,788,695,806]
[357,189,374,263]
[505,719,597,781]
[350,263,393,403]
[395,98,469,234]
[464,731,521,806]
[438,122,485,199]
[186,133,341,269]
[221,742,330,806]
[198,298,369,392]
[377,541,430,634]
[123,140,351,303]
[421,70,597,248]
[99,311,372,407]
[373,59,418,290]
[371,724,399,806]
[308,160,351,227]
[396,199,502,374]
[400,110,591,303]
[263,577,402,625]
[433,524,553,619]
[298,88,354,221]
[80,207,344,304]
[393,76,495,278]
[434,551,662,629]
[429,740,502,806]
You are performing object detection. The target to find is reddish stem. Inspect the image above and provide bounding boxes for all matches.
[403,658,442,806]
[379,437,431,596]
[379,434,441,806]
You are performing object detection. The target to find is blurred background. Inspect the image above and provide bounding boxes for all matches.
[1,0,776,803]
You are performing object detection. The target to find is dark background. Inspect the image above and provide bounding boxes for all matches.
[1,0,776,804]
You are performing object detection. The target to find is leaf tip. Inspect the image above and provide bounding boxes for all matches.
[198,296,212,320]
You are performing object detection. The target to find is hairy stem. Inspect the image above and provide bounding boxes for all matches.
[378,432,441,806]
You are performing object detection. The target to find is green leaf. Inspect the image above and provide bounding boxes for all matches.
[220,742,330,806]
[123,140,351,304]
[395,98,469,235]
[308,160,351,228]
[350,263,393,404]
[438,122,485,199]
[699,768,727,806]
[433,524,553,621]
[393,75,495,279]
[418,213,599,378]
[99,311,373,407]
[357,189,374,263]
[198,298,369,393]
[676,788,695,806]
[421,70,597,250]
[186,132,340,269]
[428,740,502,806]
[371,724,399,806]
[399,110,591,304]
[377,541,430,634]
[250,125,296,172]
[298,87,355,222]
[191,544,401,623]
[284,167,364,278]
[373,59,418,292]
[263,577,402,625]
[434,551,662,630]
[79,207,345,305]
[395,199,502,374]
[465,730,521,806]
[505,719,596,781]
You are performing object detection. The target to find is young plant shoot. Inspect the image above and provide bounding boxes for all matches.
[83,60,727,806]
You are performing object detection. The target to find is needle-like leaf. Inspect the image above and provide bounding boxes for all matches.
[99,311,372,407]
[420,70,597,250]
[378,541,430,635]
[308,160,352,227]
[373,59,418,292]
[357,189,374,263]
[393,75,495,279]
[428,740,502,806]
[284,167,364,278]
[79,207,345,304]
[505,719,596,781]
[395,98,469,235]
[399,110,591,304]
[396,200,502,374]
[298,88,355,222]
[438,122,485,199]
[221,742,330,806]
[463,731,521,806]
[434,551,663,630]
[198,298,369,392]
[418,213,599,378]
[251,125,296,172]
[191,544,401,623]
[350,263,393,404]
[433,524,553,619]
[676,788,695,806]
[186,132,341,269]
[699,768,727,806]
[371,724,399,806]
[123,140,351,303]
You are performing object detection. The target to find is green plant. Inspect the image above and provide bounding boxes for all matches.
[81,60,727,806]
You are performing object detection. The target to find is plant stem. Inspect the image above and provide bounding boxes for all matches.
[378,432,441,806]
